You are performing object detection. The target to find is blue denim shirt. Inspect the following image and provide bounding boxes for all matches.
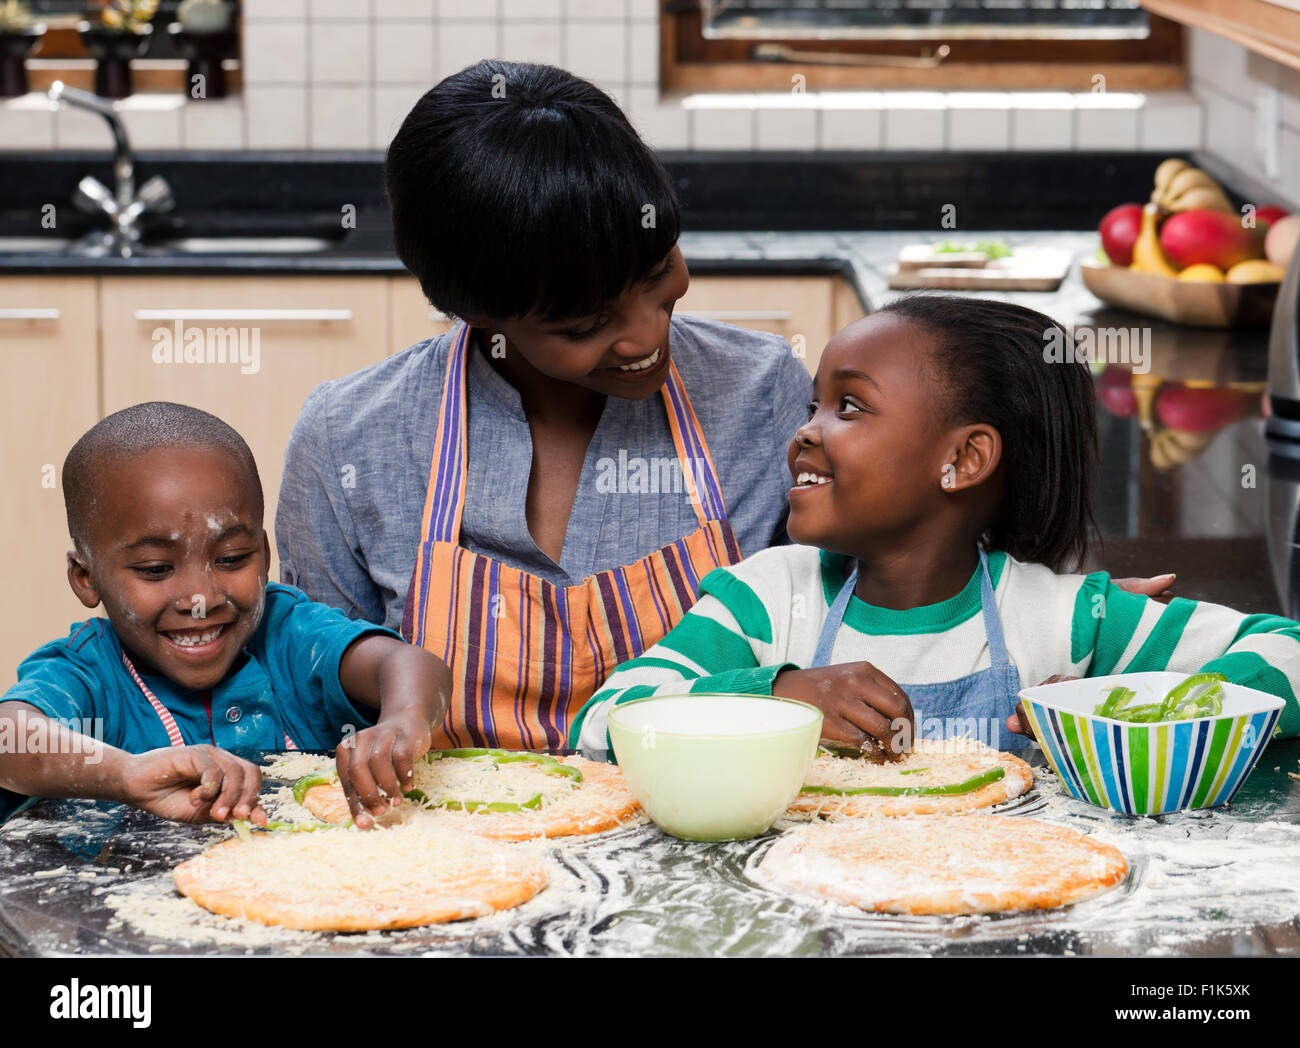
[275,314,812,631]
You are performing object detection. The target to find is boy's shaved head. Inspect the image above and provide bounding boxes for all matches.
[63,402,262,555]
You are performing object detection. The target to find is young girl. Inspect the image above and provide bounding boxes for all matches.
[571,295,1300,759]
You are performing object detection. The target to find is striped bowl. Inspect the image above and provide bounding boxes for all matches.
[1019,673,1286,816]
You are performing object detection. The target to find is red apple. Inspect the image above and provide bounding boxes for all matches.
[1159,209,1265,271]
[1097,365,1138,417]
[1256,205,1290,228]
[1099,203,1143,266]
[1155,385,1257,433]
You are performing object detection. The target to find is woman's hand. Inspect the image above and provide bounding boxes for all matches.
[335,716,433,829]
[121,746,268,825]
[1113,574,1177,604]
[773,662,913,760]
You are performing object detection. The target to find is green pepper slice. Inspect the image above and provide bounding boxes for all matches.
[230,817,338,836]
[800,766,1006,797]
[421,748,583,783]
[432,792,545,814]
[292,770,339,805]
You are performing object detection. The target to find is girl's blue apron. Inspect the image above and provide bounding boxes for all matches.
[811,548,1028,753]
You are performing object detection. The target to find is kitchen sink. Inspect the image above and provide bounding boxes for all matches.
[0,233,339,257]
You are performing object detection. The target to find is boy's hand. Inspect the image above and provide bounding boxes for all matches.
[773,662,913,760]
[335,715,433,830]
[1114,574,1176,605]
[121,746,267,825]
[1007,674,1080,739]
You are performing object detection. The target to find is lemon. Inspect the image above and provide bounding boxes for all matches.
[1176,264,1225,282]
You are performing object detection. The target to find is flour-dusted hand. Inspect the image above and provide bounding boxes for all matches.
[335,716,434,829]
[773,662,914,759]
[121,745,268,825]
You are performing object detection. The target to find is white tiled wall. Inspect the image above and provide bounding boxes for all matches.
[1188,28,1300,209]
[1,1,1207,155]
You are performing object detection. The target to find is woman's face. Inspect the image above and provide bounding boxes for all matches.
[478,244,690,401]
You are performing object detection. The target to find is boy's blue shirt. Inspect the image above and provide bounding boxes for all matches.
[0,582,400,823]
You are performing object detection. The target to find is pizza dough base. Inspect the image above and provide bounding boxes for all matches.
[302,754,642,841]
[173,822,547,932]
[755,814,1127,915]
[788,738,1033,818]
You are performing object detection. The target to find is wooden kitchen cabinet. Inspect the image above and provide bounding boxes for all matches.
[98,276,392,580]
[677,274,864,377]
[388,278,455,353]
[0,278,101,683]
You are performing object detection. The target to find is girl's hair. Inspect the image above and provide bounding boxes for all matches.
[880,294,1099,573]
[385,60,681,323]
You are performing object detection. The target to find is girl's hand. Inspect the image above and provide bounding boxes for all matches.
[335,716,434,829]
[121,746,268,825]
[1007,674,1080,739]
[773,662,913,760]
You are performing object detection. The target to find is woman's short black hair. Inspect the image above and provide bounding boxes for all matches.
[385,60,681,323]
[880,294,1100,573]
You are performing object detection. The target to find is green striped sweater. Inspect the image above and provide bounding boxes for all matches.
[569,545,1300,756]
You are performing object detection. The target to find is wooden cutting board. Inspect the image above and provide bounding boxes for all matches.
[888,245,1073,291]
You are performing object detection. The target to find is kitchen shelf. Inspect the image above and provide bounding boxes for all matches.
[1141,0,1300,72]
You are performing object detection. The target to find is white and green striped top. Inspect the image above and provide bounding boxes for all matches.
[569,544,1300,756]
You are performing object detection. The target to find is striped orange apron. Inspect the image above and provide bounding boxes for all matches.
[401,323,742,752]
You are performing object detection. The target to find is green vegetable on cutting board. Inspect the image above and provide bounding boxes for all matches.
[1093,672,1227,722]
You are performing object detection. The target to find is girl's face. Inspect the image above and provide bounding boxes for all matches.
[786,313,954,556]
[67,447,270,693]
[476,244,690,401]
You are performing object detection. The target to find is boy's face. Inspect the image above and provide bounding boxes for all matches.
[67,446,270,693]
[786,313,951,556]
[473,244,690,401]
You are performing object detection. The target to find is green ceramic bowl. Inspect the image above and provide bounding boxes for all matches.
[607,693,822,841]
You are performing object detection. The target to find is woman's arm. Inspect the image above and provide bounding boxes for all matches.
[276,384,387,623]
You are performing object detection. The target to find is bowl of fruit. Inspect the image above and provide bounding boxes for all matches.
[1082,158,1298,328]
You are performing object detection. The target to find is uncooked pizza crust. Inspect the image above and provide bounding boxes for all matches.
[788,737,1033,818]
[301,753,642,841]
[172,822,548,932]
[755,815,1127,916]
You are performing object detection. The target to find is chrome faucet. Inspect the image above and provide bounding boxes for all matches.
[47,80,174,256]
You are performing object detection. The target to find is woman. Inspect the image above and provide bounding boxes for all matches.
[277,60,1172,754]
[276,61,809,751]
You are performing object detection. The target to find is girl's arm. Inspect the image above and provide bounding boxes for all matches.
[568,590,798,758]
[0,702,267,824]
[334,635,451,828]
[1070,574,1300,737]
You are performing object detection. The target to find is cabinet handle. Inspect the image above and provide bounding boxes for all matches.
[133,309,354,322]
[680,309,793,321]
[0,308,60,320]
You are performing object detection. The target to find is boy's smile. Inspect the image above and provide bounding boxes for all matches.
[67,446,269,693]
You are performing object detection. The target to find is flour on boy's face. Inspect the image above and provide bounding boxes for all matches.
[73,446,269,692]
[785,313,950,557]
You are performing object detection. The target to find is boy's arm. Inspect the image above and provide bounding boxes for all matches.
[334,635,451,828]
[568,584,798,758]
[1070,574,1300,737]
[0,702,266,824]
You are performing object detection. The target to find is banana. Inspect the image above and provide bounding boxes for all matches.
[1130,203,1179,277]
[1149,159,1233,213]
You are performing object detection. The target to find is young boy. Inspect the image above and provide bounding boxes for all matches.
[0,402,450,830]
